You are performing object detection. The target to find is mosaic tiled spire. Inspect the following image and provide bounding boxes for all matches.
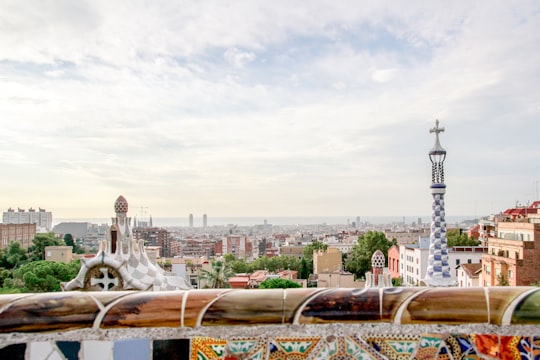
[424,120,454,287]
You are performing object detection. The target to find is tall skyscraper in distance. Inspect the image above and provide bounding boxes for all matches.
[203,214,207,228]
[189,213,194,227]
[424,120,454,287]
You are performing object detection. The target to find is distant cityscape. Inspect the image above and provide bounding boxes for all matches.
[53,215,477,228]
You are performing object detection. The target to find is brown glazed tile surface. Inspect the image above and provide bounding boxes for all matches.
[486,287,532,325]
[0,292,100,333]
[381,287,422,322]
[512,288,540,324]
[298,288,381,324]
[283,288,325,324]
[101,291,184,328]
[201,289,288,325]
[0,294,32,309]
[88,291,136,308]
[400,288,488,324]
[183,289,233,327]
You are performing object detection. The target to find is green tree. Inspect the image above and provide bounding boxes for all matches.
[0,268,12,288]
[63,233,85,254]
[229,258,249,273]
[4,260,80,292]
[446,229,480,247]
[1,241,28,269]
[29,233,64,261]
[259,278,301,289]
[345,231,396,279]
[497,273,510,286]
[299,258,309,279]
[223,253,235,263]
[199,260,235,288]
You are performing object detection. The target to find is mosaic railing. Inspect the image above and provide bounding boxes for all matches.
[1,287,540,359]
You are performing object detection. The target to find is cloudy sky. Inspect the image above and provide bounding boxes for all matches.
[1,1,539,220]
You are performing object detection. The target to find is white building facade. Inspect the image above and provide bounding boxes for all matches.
[400,237,486,286]
[3,207,52,232]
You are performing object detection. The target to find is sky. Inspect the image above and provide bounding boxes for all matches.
[1,1,539,220]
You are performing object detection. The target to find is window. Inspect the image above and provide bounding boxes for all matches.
[468,259,472,264]
[508,270,513,279]
[456,259,460,265]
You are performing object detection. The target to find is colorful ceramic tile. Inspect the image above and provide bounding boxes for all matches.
[445,334,480,359]
[472,334,499,359]
[512,289,540,325]
[362,334,420,360]
[0,343,26,360]
[298,289,381,324]
[531,336,540,360]
[191,337,228,360]
[413,334,444,360]
[268,336,321,360]
[113,338,150,360]
[153,339,190,360]
[82,340,114,360]
[56,341,81,360]
[226,338,267,360]
[312,335,382,360]
[499,336,532,360]
[436,342,453,360]
[400,288,488,324]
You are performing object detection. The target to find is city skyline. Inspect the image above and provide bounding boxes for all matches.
[1,2,539,219]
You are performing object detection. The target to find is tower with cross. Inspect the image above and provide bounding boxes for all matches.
[424,120,455,286]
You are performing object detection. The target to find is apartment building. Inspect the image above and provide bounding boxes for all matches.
[0,223,36,249]
[3,207,52,232]
[480,219,540,286]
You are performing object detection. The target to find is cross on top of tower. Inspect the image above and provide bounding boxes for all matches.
[429,119,446,154]
[430,119,444,136]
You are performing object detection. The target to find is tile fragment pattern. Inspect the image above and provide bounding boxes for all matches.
[2,335,540,359]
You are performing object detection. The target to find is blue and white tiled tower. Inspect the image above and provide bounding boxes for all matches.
[424,120,455,287]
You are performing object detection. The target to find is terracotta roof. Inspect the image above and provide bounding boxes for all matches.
[459,263,482,278]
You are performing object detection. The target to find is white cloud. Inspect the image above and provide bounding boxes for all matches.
[371,68,398,83]
[0,1,539,218]
[224,48,256,68]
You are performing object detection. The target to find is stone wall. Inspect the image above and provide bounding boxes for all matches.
[1,287,540,359]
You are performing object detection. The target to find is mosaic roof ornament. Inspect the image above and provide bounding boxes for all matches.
[62,196,192,291]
